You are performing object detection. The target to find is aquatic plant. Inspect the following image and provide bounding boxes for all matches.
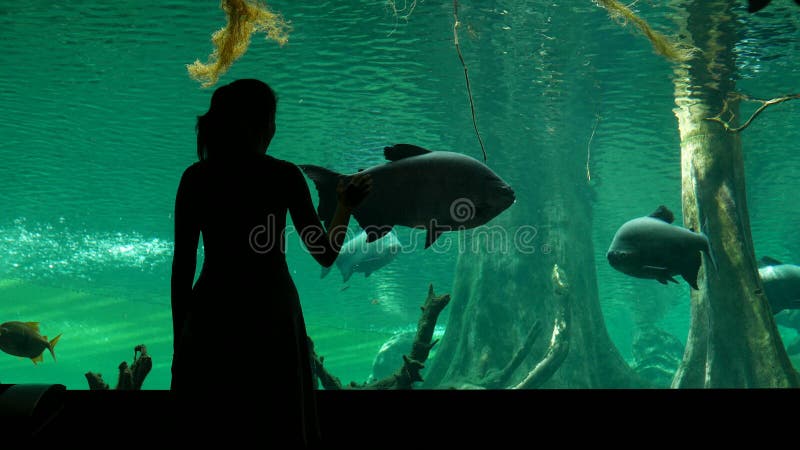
[188,0,290,88]
[593,0,695,63]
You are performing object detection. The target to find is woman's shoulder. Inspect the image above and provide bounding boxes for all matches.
[264,155,299,169]
[263,155,304,177]
[180,160,206,179]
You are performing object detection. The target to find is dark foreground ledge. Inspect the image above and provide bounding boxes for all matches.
[1,386,797,444]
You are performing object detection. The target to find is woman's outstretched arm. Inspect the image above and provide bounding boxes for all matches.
[288,164,371,267]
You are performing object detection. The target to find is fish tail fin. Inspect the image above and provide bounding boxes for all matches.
[701,217,718,275]
[299,164,346,229]
[320,265,332,279]
[692,161,718,278]
[678,252,702,290]
[758,256,783,267]
[363,225,394,244]
[48,333,62,362]
[681,268,700,290]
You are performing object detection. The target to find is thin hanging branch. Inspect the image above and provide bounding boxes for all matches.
[586,114,600,182]
[385,0,419,36]
[453,0,487,162]
[705,92,800,133]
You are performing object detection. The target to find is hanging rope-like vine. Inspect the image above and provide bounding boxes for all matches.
[593,0,695,63]
[453,0,487,163]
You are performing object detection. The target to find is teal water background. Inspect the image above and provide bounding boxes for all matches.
[1,1,799,389]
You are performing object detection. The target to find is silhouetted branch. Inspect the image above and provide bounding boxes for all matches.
[311,284,450,390]
[512,264,571,389]
[705,92,800,133]
[309,337,343,390]
[85,373,109,390]
[85,345,152,390]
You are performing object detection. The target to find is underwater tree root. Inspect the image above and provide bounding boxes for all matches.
[85,345,152,390]
[705,92,800,133]
[310,284,451,390]
[512,264,571,389]
[425,264,570,390]
[482,320,543,388]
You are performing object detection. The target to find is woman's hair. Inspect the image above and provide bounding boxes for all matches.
[196,78,277,161]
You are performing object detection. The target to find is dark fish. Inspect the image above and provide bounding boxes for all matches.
[321,230,401,282]
[758,256,800,314]
[606,205,715,290]
[301,144,515,249]
[748,0,800,13]
[0,321,62,365]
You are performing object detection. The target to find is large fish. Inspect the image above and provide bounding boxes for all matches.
[322,229,402,282]
[300,144,515,248]
[606,205,715,290]
[0,321,62,365]
[758,256,800,314]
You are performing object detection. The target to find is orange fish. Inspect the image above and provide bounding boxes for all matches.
[0,321,62,365]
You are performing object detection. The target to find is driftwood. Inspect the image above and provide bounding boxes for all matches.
[85,345,152,390]
[312,265,572,390]
[311,284,450,390]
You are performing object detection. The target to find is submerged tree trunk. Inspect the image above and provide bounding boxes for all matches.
[671,0,799,387]
[423,2,640,389]
[424,156,640,388]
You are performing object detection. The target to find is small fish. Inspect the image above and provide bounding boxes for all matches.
[370,299,381,305]
[607,205,715,290]
[0,321,62,365]
[758,256,800,314]
[321,230,402,283]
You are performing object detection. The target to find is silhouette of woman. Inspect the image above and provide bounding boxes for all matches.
[170,78,371,445]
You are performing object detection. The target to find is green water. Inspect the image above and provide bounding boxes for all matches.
[1,1,799,389]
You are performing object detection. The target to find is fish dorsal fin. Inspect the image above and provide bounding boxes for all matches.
[648,205,675,224]
[384,144,432,162]
[758,256,784,267]
[25,322,40,333]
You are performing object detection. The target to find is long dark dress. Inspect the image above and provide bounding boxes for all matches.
[170,154,331,445]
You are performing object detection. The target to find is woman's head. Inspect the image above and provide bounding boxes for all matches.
[196,79,277,161]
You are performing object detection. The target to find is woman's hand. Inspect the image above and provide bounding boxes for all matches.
[337,173,373,211]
